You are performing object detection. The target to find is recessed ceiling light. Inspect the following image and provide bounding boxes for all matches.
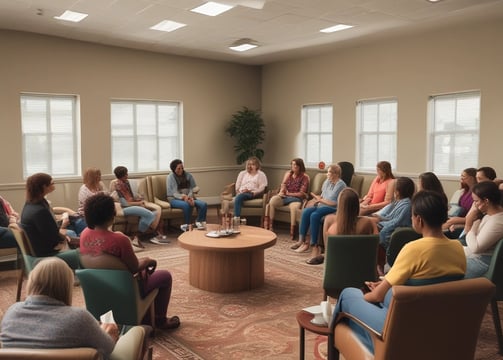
[426,0,444,2]
[54,10,88,22]
[150,20,187,32]
[229,38,258,52]
[191,2,234,16]
[320,24,353,33]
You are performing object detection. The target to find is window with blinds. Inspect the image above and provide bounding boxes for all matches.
[301,104,333,167]
[428,91,480,176]
[356,99,397,171]
[111,100,182,172]
[20,94,80,178]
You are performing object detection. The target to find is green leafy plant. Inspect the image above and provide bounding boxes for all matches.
[225,107,265,164]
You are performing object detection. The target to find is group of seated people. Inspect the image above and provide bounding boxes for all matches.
[1,158,503,357]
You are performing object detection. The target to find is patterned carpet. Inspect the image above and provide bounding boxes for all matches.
[1,219,502,359]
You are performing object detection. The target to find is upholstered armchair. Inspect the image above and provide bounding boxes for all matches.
[145,175,194,227]
[78,254,158,330]
[219,183,268,225]
[0,348,100,359]
[330,278,495,360]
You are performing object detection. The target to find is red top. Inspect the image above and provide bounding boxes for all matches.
[79,227,137,267]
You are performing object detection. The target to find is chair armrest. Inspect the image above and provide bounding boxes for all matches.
[332,311,383,340]
[52,206,77,215]
[0,347,101,359]
[154,197,172,209]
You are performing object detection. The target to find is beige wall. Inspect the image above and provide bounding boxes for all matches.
[261,17,503,196]
[0,30,261,209]
[2,17,503,209]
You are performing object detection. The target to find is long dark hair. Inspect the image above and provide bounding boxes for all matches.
[26,173,52,203]
[419,172,448,206]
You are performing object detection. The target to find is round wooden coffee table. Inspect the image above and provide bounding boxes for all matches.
[178,224,277,293]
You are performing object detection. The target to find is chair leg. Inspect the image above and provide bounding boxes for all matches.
[299,325,305,360]
[149,304,156,336]
[327,332,338,360]
[16,268,24,302]
[491,299,503,355]
[290,225,296,240]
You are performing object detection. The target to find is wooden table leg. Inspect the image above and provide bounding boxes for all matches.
[299,325,305,360]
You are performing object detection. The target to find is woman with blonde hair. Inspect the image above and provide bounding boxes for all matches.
[78,167,106,215]
[308,188,375,265]
[221,156,268,217]
[359,161,395,215]
[263,158,309,237]
[293,164,346,256]
[0,257,146,359]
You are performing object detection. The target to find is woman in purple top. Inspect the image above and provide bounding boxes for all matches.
[444,167,477,238]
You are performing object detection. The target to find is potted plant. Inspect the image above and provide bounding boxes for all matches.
[225,107,265,164]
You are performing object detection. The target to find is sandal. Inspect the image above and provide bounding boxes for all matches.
[290,241,303,250]
[157,316,180,330]
[306,255,324,265]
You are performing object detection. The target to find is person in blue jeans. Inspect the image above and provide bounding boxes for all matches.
[167,159,207,230]
[220,156,268,218]
[331,190,466,354]
[294,164,346,256]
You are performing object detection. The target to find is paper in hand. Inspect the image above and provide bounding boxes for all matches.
[100,310,116,324]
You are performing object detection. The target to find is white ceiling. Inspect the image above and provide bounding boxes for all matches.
[1,0,503,65]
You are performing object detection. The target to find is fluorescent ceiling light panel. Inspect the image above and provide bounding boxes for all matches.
[229,43,257,52]
[150,20,187,32]
[54,10,88,22]
[191,2,234,16]
[320,24,353,33]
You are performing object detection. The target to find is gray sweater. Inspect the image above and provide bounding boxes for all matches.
[0,295,115,359]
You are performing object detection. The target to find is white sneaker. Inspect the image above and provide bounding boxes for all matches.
[180,224,188,232]
[150,237,170,245]
[195,222,205,230]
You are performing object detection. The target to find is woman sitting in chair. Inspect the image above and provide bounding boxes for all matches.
[463,181,503,278]
[0,195,19,249]
[263,158,309,236]
[221,156,268,218]
[359,161,395,216]
[292,164,346,257]
[331,190,466,354]
[20,173,80,269]
[0,257,148,360]
[80,193,180,330]
[308,188,375,265]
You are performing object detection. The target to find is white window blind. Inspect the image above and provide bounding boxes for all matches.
[111,100,182,172]
[356,99,397,171]
[428,91,480,175]
[20,94,80,178]
[301,104,333,167]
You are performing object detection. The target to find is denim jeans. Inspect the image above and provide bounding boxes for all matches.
[122,206,156,233]
[465,254,491,279]
[0,226,17,248]
[233,192,254,218]
[169,199,207,224]
[299,206,336,245]
[331,287,392,354]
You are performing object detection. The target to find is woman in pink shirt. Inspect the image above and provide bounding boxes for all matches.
[359,161,395,215]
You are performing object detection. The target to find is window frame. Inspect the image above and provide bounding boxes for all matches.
[110,99,183,173]
[427,91,480,176]
[20,93,81,179]
[355,98,398,172]
[300,103,333,168]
